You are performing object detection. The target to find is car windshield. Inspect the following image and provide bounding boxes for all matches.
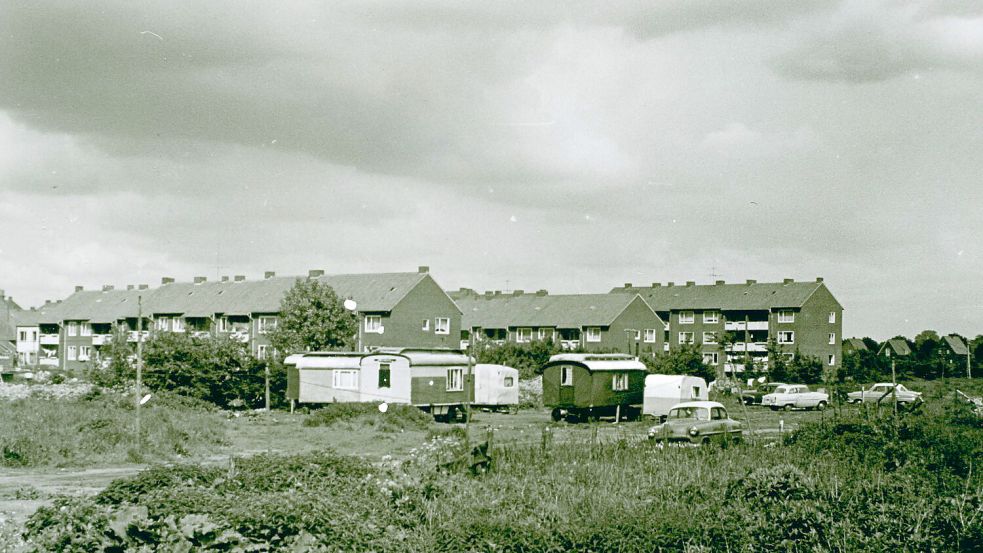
[668,407,710,421]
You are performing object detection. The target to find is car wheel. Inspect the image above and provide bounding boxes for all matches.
[550,408,563,422]
[816,401,828,411]
[769,406,779,411]
[783,404,793,412]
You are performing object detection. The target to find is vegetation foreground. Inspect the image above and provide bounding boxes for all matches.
[11,396,982,552]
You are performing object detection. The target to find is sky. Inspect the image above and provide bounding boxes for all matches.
[0,0,981,341]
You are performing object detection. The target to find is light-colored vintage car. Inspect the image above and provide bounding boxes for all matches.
[761,384,829,411]
[848,383,923,406]
[647,401,743,445]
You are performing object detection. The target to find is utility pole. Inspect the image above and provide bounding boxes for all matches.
[465,339,473,445]
[136,295,143,443]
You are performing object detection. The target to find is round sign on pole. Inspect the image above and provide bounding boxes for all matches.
[378,402,388,413]
[343,299,357,311]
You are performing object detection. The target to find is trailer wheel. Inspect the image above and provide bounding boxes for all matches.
[550,408,563,422]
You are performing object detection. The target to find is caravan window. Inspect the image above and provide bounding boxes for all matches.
[612,373,629,391]
[333,370,358,390]
[560,366,573,386]
[691,386,701,399]
[446,368,463,391]
[504,376,514,388]
[378,363,391,388]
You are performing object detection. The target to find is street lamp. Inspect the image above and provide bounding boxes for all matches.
[343,299,360,352]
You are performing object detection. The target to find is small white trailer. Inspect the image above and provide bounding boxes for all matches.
[643,374,708,419]
[472,364,519,413]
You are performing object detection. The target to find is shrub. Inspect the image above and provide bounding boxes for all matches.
[304,402,433,431]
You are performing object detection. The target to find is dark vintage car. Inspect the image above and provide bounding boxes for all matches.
[647,401,744,445]
[741,382,786,405]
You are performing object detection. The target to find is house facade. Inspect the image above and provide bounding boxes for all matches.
[451,290,665,356]
[15,267,460,371]
[612,278,843,374]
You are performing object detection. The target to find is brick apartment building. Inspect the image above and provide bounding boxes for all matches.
[450,289,665,355]
[13,267,460,372]
[612,278,843,374]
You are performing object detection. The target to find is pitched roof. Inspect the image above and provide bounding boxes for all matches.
[37,272,434,322]
[878,338,912,357]
[843,338,868,352]
[943,335,969,356]
[453,292,654,329]
[611,280,831,311]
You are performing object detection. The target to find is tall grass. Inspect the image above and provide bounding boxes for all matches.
[0,390,228,467]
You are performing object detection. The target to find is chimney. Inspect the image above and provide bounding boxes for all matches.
[746,279,757,285]
[686,281,696,287]
[536,289,548,296]
[74,285,84,293]
[139,284,149,290]
[127,285,135,290]
[667,282,675,287]
[624,282,633,288]
[418,266,429,273]
[102,284,114,292]
[816,277,824,283]
[161,277,175,285]
[783,278,794,284]
[715,280,725,285]
[193,276,207,284]
[308,269,324,278]
[264,271,276,279]
[221,276,229,282]
[651,282,661,287]
[234,275,246,282]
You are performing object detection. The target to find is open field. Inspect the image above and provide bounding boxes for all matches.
[2,379,981,551]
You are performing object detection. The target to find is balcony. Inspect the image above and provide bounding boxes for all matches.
[39,334,59,345]
[725,342,768,353]
[127,331,150,342]
[724,321,769,331]
[92,334,111,346]
[230,330,250,343]
[191,331,211,339]
[560,340,580,350]
[39,358,59,367]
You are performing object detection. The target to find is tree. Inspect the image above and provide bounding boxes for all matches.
[647,344,715,383]
[789,353,824,384]
[87,323,135,387]
[268,278,358,355]
[476,339,565,379]
[766,338,793,383]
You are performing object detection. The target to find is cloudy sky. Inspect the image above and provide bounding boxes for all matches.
[1,0,981,340]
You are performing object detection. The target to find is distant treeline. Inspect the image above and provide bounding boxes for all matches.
[842,331,981,383]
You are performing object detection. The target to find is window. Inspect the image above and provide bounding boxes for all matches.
[365,315,382,333]
[678,332,694,344]
[703,352,719,365]
[586,327,601,342]
[829,311,836,324]
[257,316,277,334]
[691,386,701,399]
[612,373,629,391]
[79,346,91,361]
[778,310,795,323]
[679,311,695,324]
[504,376,514,387]
[256,345,268,360]
[829,333,836,345]
[633,330,641,341]
[446,368,463,391]
[538,328,554,341]
[378,363,391,388]
[18,330,26,341]
[703,311,719,324]
[778,331,795,344]
[516,328,532,343]
[67,322,78,336]
[67,346,77,361]
[828,354,835,366]
[664,343,670,351]
[155,317,169,331]
[80,323,92,337]
[217,317,230,332]
[333,370,359,390]
[783,352,795,362]
[561,366,574,386]
[172,318,184,332]
[644,329,657,343]
[702,331,717,344]
[435,317,450,335]
[711,407,726,420]
[421,319,430,331]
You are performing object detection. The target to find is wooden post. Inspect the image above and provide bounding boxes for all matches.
[290,399,295,413]
[891,358,897,417]
[615,404,621,424]
[264,363,270,411]
[135,295,143,444]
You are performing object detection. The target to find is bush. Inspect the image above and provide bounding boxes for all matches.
[304,402,433,431]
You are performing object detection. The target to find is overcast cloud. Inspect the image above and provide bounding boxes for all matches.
[1,0,981,340]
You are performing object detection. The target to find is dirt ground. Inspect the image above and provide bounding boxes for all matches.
[0,399,827,543]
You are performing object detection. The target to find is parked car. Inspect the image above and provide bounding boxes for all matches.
[847,383,923,406]
[647,401,743,445]
[761,384,829,411]
[741,382,786,405]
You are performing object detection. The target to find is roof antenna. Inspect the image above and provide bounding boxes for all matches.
[709,264,722,281]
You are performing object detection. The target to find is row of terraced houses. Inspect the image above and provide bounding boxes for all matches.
[0,268,843,375]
